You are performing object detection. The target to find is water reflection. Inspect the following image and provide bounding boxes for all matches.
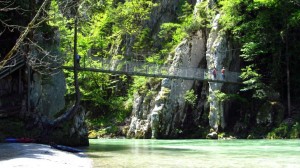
[87,139,300,168]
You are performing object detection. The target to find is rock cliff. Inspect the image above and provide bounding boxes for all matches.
[0,0,88,146]
[126,0,240,138]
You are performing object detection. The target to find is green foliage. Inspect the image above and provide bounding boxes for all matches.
[129,76,148,95]
[267,122,300,139]
[47,0,300,137]
[146,54,165,64]
[109,97,131,123]
[157,0,215,61]
[49,0,137,131]
[240,42,267,62]
[193,0,214,29]
[157,0,194,56]
[209,90,247,107]
[184,89,198,106]
[158,24,186,57]
[133,28,152,52]
[214,90,247,103]
[49,1,74,57]
[219,0,249,33]
[289,10,300,27]
[159,22,186,51]
[220,0,300,101]
[214,90,227,102]
[177,0,193,22]
[111,0,157,35]
[240,65,267,99]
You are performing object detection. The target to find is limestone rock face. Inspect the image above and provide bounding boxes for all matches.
[30,71,66,118]
[126,93,152,138]
[157,31,207,138]
[127,30,207,138]
[206,13,227,131]
[126,0,240,138]
[27,29,88,146]
[148,0,180,36]
[206,12,241,131]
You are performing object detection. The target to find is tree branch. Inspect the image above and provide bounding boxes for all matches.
[0,0,51,69]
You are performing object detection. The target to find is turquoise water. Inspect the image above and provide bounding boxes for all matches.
[87,139,300,168]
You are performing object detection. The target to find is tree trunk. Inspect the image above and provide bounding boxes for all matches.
[74,13,80,106]
[52,4,80,126]
[286,44,291,117]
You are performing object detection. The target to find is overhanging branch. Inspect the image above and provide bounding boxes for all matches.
[0,0,51,69]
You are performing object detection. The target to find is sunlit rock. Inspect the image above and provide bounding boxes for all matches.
[206,131,218,139]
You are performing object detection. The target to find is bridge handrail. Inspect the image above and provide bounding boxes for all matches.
[0,54,25,79]
[80,57,241,83]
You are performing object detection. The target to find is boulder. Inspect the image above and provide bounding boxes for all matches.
[206,131,218,139]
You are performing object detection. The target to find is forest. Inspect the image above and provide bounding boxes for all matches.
[0,0,300,144]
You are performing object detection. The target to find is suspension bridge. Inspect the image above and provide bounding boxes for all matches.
[0,55,241,84]
[63,57,241,84]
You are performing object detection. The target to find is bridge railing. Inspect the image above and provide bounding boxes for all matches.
[0,54,25,79]
[84,58,241,83]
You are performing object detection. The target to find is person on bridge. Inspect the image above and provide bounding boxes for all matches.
[76,54,81,66]
[221,67,225,80]
[212,67,217,79]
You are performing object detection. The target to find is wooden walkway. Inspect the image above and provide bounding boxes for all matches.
[63,58,241,84]
[0,54,25,79]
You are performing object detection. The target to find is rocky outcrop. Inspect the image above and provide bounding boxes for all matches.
[147,0,181,43]
[30,71,66,118]
[49,106,89,146]
[0,26,88,146]
[206,13,240,132]
[156,30,208,138]
[126,79,161,138]
[126,0,241,139]
[206,130,218,139]
[127,29,208,138]
[28,29,88,146]
[206,13,227,131]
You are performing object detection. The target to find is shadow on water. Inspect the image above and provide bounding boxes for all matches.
[87,153,113,159]
[87,142,196,155]
[87,144,130,152]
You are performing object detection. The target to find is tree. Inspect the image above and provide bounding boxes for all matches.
[0,0,52,69]
[52,0,81,126]
[220,0,300,116]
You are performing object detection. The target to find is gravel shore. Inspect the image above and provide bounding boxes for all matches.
[0,143,92,168]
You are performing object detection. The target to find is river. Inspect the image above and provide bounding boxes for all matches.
[87,139,300,168]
